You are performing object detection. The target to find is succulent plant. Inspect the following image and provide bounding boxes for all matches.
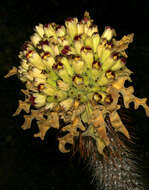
[5,12,149,157]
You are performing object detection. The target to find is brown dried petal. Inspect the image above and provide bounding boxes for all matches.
[34,120,51,140]
[25,81,38,92]
[91,110,105,128]
[112,33,134,56]
[120,87,149,116]
[112,76,131,90]
[96,125,110,146]
[96,137,107,155]
[4,67,17,78]
[33,112,59,140]
[31,109,45,121]
[58,133,74,153]
[13,100,31,116]
[21,89,30,96]
[105,87,120,111]
[112,75,149,116]
[110,111,130,139]
[71,104,86,121]
[58,117,85,153]
[62,117,85,133]
[46,112,59,129]
[21,115,34,130]
[91,110,110,145]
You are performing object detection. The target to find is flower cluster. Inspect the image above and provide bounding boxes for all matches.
[5,12,149,155]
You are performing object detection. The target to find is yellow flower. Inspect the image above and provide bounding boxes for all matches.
[7,11,149,157]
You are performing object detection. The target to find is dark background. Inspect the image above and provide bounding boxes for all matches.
[1,0,149,189]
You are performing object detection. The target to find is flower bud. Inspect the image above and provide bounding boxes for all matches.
[32,93,46,108]
[18,69,32,82]
[61,45,75,55]
[27,74,35,81]
[29,68,47,79]
[72,56,85,74]
[100,48,111,64]
[57,80,70,91]
[74,39,84,54]
[41,52,55,69]
[57,36,69,46]
[80,46,94,69]
[111,57,126,71]
[19,75,27,82]
[21,59,29,70]
[42,44,55,57]
[51,43,60,56]
[82,14,92,34]
[21,42,32,52]
[52,62,71,84]
[60,98,74,111]
[42,84,57,96]
[87,25,98,37]
[56,25,66,37]
[85,37,93,48]
[77,22,84,35]
[56,90,67,101]
[97,72,110,86]
[65,17,78,39]
[28,52,46,70]
[60,56,74,76]
[33,78,46,87]
[101,26,116,41]
[101,55,115,71]
[92,33,100,53]
[92,61,101,80]
[96,39,107,58]
[48,70,58,81]
[45,102,57,110]
[30,33,41,46]
[46,78,57,88]
[35,24,45,38]
[44,23,56,38]
[46,96,55,103]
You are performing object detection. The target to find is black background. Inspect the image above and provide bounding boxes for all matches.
[1,0,149,189]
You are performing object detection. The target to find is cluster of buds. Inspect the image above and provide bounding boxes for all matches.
[5,12,149,156]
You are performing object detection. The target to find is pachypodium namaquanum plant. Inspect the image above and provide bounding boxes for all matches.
[5,12,149,156]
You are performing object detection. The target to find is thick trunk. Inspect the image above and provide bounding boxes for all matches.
[74,116,144,190]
